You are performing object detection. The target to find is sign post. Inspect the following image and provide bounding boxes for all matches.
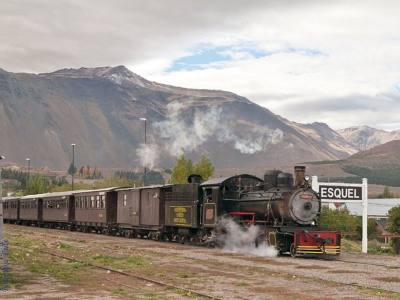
[312,176,368,254]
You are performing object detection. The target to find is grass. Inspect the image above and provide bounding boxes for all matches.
[90,254,148,270]
[0,272,33,289]
[57,242,74,251]
[7,234,89,284]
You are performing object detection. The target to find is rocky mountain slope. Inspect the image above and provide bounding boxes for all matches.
[0,66,357,172]
[338,126,400,151]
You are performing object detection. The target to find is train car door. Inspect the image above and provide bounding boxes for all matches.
[38,198,43,222]
[202,187,219,227]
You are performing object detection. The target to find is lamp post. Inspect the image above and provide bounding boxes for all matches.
[71,144,76,190]
[139,118,147,186]
[25,158,30,189]
[0,155,5,242]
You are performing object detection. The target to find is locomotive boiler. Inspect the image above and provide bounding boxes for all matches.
[229,166,320,226]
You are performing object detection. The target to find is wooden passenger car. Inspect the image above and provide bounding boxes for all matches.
[74,188,117,228]
[3,196,20,221]
[19,194,45,223]
[116,185,166,230]
[42,191,75,225]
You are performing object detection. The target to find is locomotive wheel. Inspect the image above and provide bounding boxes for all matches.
[290,243,297,258]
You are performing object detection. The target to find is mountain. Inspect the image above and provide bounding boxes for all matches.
[338,126,400,151]
[0,66,356,173]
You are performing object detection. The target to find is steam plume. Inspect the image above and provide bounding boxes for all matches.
[215,217,277,257]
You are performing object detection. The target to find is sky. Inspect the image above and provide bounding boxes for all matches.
[1,0,400,130]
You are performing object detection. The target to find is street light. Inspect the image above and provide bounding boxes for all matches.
[25,158,30,189]
[71,144,76,190]
[0,155,5,242]
[139,118,147,186]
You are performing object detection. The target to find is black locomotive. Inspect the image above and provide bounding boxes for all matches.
[3,166,340,257]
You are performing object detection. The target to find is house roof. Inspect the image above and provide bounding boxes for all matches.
[346,198,400,217]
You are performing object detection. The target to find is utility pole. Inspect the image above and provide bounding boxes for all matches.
[25,158,30,190]
[0,155,5,242]
[71,144,76,190]
[140,118,147,186]
[0,154,9,290]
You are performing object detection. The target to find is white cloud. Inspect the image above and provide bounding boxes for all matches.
[1,0,400,129]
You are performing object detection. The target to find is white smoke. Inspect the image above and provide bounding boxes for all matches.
[215,217,278,257]
[154,101,284,155]
[135,102,285,170]
[153,103,221,155]
[135,143,160,170]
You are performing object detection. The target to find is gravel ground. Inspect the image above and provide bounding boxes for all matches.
[3,224,400,299]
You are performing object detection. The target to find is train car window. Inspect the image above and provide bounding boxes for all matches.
[96,199,100,209]
[101,198,105,209]
[123,194,127,207]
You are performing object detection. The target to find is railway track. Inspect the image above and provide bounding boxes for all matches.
[40,250,221,300]
[329,257,400,269]
[9,225,400,271]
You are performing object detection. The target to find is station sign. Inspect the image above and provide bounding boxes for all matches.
[319,185,362,201]
[312,176,368,254]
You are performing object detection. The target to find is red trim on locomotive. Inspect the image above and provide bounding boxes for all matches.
[293,230,341,256]
[228,212,256,224]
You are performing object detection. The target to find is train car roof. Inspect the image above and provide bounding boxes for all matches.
[201,174,263,187]
[73,187,118,195]
[21,193,49,200]
[115,184,171,192]
[41,191,78,198]
[2,196,20,200]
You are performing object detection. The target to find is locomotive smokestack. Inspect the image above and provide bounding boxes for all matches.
[294,166,306,187]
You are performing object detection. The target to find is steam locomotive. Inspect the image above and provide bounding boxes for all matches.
[2,166,340,257]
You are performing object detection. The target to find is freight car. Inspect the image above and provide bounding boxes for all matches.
[2,166,341,257]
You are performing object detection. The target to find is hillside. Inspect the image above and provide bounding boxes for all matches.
[307,140,400,187]
[0,66,356,172]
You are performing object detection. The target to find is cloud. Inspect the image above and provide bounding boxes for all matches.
[1,0,400,130]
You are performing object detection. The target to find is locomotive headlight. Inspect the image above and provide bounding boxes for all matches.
[305,175,310,182]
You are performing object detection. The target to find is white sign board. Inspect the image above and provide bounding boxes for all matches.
[312,176,368,254]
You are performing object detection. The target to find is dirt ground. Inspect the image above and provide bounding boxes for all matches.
[1,224,400,299]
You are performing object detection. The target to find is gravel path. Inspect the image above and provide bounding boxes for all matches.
[4,224,400,299]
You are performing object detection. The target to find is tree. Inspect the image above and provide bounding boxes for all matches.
[378,186,395,198]
[193,155,214,181]
[170,155,193,184]
[170,155,215,184]
[25,174,50,195]
[388,206,400,233]
[67,163,77,176]
[388,206,400,254]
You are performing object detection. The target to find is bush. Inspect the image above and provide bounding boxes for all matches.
[387,206,400,254]
[319,207,376,240]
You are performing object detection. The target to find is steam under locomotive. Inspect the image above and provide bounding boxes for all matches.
[3,166,340,257]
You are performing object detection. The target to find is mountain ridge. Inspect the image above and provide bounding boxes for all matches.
[338,125,400,151]
[0,65,356,173]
